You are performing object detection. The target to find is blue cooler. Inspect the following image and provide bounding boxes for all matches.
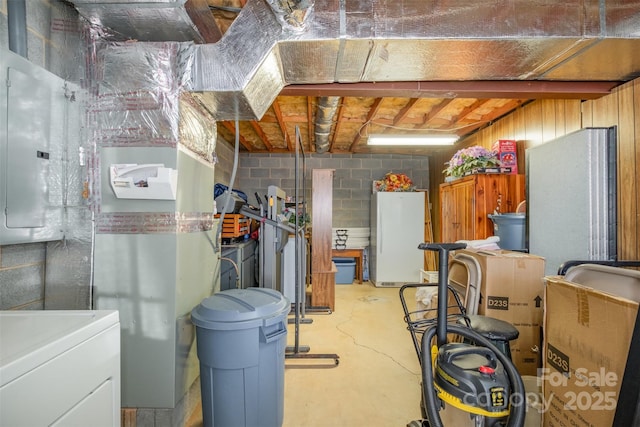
[333,257,356,284]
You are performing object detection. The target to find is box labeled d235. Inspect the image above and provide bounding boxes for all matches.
[543,274,640,427]
[457,249,545,376]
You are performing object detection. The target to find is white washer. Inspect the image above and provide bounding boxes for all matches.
[1,310,120,427]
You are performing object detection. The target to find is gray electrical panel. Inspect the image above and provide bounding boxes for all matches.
[0,48,73,244]
[6,67,52,229]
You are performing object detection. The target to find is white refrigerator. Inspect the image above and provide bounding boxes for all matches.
[370,191,425,287]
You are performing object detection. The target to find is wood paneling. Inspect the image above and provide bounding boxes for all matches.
[591,90,620,128]
[564,100,582,134]
[523,101,543,149]
[541,99,558,143]
[431,79,640,263]
[619,81,639,261]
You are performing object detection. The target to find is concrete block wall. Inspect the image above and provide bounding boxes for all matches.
[0,1,83,310]
[213,134,236,191]
[233,151,430,228]
[0,244,46,310]
[0,0,83,81]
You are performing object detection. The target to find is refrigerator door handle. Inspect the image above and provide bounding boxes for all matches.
[378,205,383,252]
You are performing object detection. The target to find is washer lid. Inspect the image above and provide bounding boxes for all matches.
[0,310,119,386]
[191,288,289,330]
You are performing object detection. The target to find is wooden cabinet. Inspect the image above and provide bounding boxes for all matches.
[311,169,336,310]
[440,174,525,243]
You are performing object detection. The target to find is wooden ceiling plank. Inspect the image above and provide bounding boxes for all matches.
[271,100,293,151]
[388,98,420,132]
[418,98,454,128]
[185,0,223,43]
[452,99,491,124]
[279,81,619,99]
[220,121,254,151]
[328,98,345,152]
[454,121,489,137]
[250,121,274,151]
[450,100,527,137]
[307,97,314,152]
[481,99,528,123]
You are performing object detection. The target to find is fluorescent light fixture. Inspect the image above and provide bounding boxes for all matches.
[367,134,459,146]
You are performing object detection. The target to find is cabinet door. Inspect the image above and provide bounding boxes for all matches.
[441,179,474,242]
[440,185,456,242]
[440,174,524,242]
[456,180,476,241]
[473,174,525,240]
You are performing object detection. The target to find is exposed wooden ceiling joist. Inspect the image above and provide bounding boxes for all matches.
[279,81,620,100]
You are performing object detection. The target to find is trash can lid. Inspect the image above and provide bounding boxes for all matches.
[488,213,526,222]
[191,288,290,330]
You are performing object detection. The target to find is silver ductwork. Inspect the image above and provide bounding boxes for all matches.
[265,0,315,31]
[314,96,340,153]
[70,0,640,125]
[189,0,640,121]
[72,0,205,42]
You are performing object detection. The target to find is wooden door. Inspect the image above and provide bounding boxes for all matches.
[440,184,456,242]
[423,191,437,271]
[473,174,525,240]
[440,174,525,243]
[456,179,476,241]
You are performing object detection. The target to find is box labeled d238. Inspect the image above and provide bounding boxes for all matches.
[492,139,518,174]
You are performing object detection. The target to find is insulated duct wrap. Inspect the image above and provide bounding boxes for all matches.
[265,0,315,31]
[186,0,640,121]
[72,0,204,42]
[91,42,195,147]
[191,0,286,120]
[95,212,215,234]
[179,94,217,164]
[314,96,340,153]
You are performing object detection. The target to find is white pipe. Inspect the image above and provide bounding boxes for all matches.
[214,120,241,253]
[7,0,28,58]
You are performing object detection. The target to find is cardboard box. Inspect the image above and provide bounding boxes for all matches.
[492,139,518,174]
[543,274,640,427]
[456,249,545,376]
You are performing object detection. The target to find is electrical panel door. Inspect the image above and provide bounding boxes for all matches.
[6,67,52,229]
[1,49,69,244]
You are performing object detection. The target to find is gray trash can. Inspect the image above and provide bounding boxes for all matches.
[191,288,290,427]
[488,213,526,251]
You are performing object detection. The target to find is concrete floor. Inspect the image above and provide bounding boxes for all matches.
[186,282,424,427]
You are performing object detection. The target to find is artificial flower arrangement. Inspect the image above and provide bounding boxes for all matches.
[284,206,311,226]
[443,145,502,178]
[373,172,416,192]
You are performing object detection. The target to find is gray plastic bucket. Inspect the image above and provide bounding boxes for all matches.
[488,213,526,251]
[191,288,290,427]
